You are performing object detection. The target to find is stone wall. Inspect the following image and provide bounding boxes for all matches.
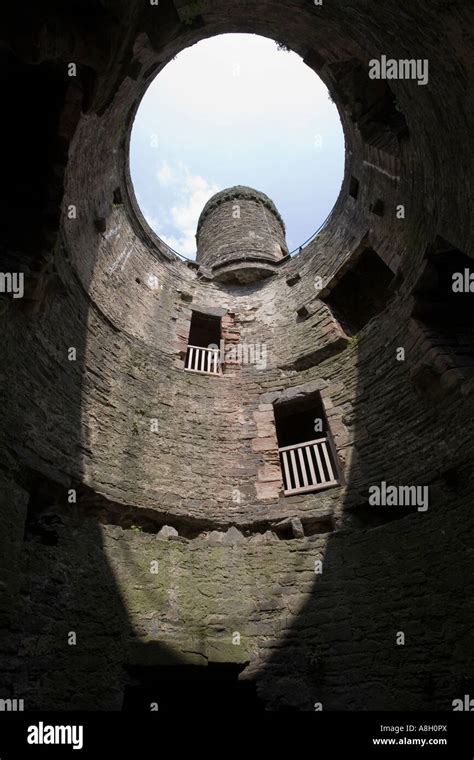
[4,484,473,710]
[1,0,473,711]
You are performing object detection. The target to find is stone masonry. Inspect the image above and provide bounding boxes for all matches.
[0,0,473,712]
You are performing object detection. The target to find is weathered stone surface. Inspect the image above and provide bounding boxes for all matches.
[196,186,288,280]
[0,474,28,624]
[157,525,179,540]
[207,531,226,545]
[1,0,473,715]
[290,518,304,538]
[255,481,282,501]
[275,517,305,539]
[258,464,282,483]
[222,526,245,546]
[251,436,277,452]
[275,378,329,407]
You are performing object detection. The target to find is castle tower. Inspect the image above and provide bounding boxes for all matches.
[196,185,289,283]
[2,0,473,720]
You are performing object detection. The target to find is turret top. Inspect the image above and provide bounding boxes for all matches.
[196,185,285,238]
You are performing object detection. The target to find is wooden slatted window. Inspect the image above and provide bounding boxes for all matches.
[184,311,222,376]
[274,392,341,496]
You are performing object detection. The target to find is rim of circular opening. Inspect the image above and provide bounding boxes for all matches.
[123,36,349,266]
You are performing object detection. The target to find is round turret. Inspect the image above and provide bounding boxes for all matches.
[196,186,289,283]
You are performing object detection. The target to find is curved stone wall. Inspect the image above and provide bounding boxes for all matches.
[1,0,473,712]
[196,186,288,272]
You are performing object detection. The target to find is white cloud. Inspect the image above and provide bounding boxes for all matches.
[139,163,219,257]
[156,161,176,186]
[161,165,219,256]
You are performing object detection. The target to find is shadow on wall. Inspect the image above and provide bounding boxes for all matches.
[255,325,474,710]
[0,46,145,709]
[9,276,473,712]
[0,34,264,712]
[1,1,474,714]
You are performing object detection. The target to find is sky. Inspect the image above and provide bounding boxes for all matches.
[129,34,345,259]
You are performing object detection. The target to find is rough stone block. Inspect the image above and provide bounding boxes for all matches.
[157,525,179,540]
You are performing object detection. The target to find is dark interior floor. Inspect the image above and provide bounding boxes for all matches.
[122,664,265,713]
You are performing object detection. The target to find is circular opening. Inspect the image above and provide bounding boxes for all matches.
[129,33,345,260]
